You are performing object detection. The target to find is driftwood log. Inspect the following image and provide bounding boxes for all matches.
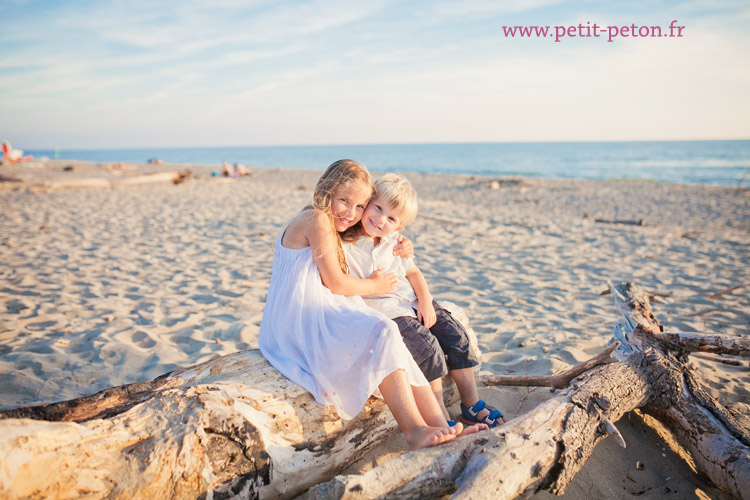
[654,331,750,357]
[0,350,401,499]
[305,282,750,499]
[1,283,748,499]
[30,170,194,192]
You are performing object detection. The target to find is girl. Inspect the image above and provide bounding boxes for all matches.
[258,159,485,450]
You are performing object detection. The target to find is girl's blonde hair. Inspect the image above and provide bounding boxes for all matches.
[309,159,373,273]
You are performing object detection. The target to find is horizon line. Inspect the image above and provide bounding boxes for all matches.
[25,137,750,152]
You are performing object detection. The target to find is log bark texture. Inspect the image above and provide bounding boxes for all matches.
[305,360,651,500]
[611,282,750,499]
[655,332,750,357]
[0,350,399,500]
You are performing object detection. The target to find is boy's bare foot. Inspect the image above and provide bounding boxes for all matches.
[406,426,457,450]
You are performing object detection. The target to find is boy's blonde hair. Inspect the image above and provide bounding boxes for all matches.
[374,173,418,228]
[308,159,374,273]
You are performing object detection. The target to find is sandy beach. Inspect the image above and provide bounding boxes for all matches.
[1,160,748,499]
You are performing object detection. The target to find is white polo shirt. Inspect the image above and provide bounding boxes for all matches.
[343,233,418,319]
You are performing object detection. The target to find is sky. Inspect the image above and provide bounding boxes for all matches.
[1,0,749,149]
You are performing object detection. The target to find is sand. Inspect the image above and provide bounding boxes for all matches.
[1,159,748,499]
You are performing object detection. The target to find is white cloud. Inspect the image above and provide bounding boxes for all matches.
[424,0,566,23]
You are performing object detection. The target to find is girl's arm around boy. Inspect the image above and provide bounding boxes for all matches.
[297,210,398,296]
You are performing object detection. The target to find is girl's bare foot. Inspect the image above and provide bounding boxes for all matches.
[457,422,487,437]
[406,426,457,450]
[446,421,487,437]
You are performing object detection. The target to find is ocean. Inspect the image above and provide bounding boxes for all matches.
[28,140,750,186]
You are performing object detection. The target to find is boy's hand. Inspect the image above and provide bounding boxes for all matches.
[369,269,398,294]
[417,300,437,328]
[393,235,414,259]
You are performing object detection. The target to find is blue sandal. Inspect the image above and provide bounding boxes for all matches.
[460,400,504,427]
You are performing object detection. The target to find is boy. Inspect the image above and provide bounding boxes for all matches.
[343,174,504,427]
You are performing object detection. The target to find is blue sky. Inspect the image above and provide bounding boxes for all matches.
[1,0,748,149]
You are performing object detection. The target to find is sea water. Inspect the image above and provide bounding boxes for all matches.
[28,140,750,186]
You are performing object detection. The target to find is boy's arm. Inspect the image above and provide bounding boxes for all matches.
[405,265,436,328]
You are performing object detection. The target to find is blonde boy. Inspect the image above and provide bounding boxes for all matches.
[343,174,503,427]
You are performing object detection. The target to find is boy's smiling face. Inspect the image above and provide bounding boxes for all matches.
[361,196,404,238]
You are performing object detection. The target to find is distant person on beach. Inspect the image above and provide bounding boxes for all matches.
[342,174,505,427]
[110,163,138,171]
[1,141,33,164]
[258,159,486,450]
[222,162,251,177]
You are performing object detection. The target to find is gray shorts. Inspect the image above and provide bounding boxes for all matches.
[392,300,479,382]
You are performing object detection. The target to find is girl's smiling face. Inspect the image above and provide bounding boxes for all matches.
[330,182,371,232]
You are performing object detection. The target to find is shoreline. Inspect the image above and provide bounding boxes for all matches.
[4,157,748,193]
[1,159,747,499]
[17,138,750,187]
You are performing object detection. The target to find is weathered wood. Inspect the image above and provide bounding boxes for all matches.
[655,331,750,357]
[304,360,650,500]
[30,170,193,192]
[1,374,174,422]
[306,283,750,500]
[0,350,400,500]
[594,218,646,226]
[611,282,750,499]
[708,283,749,299]
[0,302,477,500]
[480,343,619,390]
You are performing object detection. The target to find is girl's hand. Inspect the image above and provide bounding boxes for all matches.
[417,300,437,328]
[369,269,398,294]
[393,235,414,259]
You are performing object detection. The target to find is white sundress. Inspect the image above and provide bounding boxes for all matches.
[258,226,429,420]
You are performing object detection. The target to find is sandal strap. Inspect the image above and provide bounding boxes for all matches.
[461,400,487,419]
[461,400,504,427]
[487,407,504,420]
[481,415,498,426]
